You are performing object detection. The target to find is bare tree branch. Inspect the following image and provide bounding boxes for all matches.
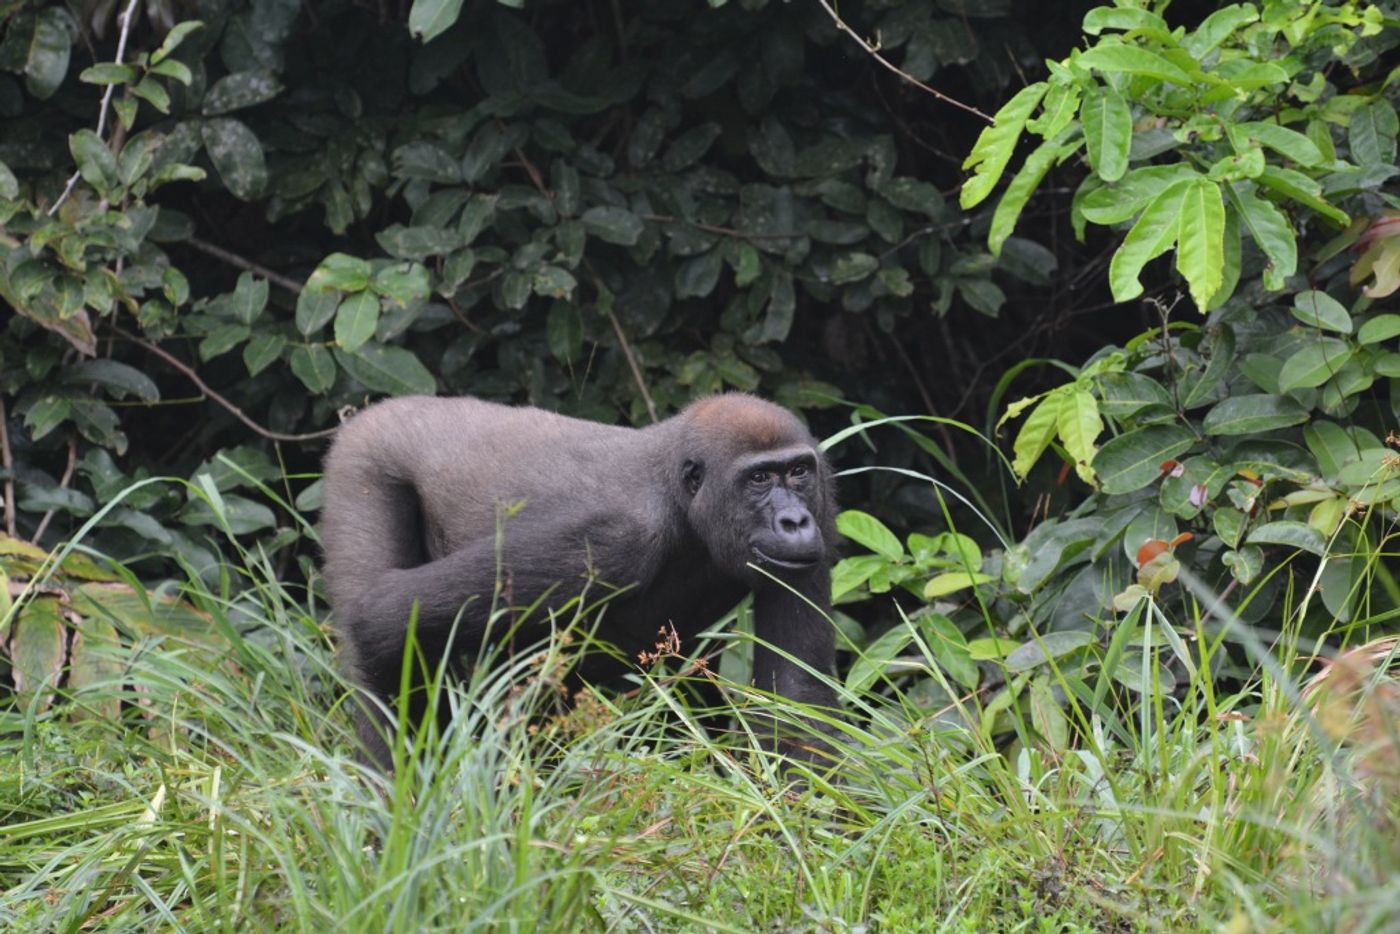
[118,329,338,442]
[816,0,993,124]
[185,237,306,294]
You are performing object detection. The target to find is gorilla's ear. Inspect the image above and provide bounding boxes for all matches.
[682,459,704,495]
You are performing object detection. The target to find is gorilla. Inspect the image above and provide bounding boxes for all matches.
[320,393,839,768]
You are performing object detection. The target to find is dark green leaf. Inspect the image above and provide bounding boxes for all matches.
[229,272,268,325]
[1358,314,1400,345]
[334,291,380,353]
[1277,340,1353,391]
[581,206,643,246]
[546,303,582,364]
[69,129,120,194]
[1092,424,1195,494]
[1348,99,1399,167]
[0,160,16,200]
[199,324,250,361]
[202,70,283,115]
[63,360,158,401]
[376,224,463,261]
[1202,394,1309,434]
[200,118,267,200]
[1247,520,1326,557]
[372,263,432,307]
[306,253,371,293]
[1290,291,1351,334]
[829,252,879,285]
[290,345,337,394]
[243,334,286,377]
[295,287,339,336]
[336,344,436,396]
[24,9,73,100]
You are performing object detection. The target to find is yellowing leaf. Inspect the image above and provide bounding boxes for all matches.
[1056,390,1102,484]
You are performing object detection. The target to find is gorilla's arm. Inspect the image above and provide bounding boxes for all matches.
[751,567,841,760]
[343,511,653,697]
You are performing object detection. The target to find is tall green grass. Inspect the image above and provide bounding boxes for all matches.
[2,496,1399,931]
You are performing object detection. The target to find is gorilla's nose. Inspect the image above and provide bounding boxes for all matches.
[775,507,815,543]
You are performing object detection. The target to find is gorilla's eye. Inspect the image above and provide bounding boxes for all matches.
[789,464,808,479]
[749,469,772,486]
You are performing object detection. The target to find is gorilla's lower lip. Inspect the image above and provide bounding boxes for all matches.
[751,547,819,570]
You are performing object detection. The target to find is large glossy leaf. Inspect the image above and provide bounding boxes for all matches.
[1202,394,1309,434]
[1348,99,1399,167]
[1076,43,1195,85]
[1079,164,1199,225]
[1081,86,1131,182]
[1236,121,1324,167]
[1175,177,1225,310]
[290,344,337,394]
[1092,424,1195,494]
[1108,179,1188,302]
[1290,291,1351,334]
[1226,182,1296,290]
[25,9,74,100]
[1246,520,1326,557]
[1277,340,1353,391]
[836,510,904,561]
[334,291,379,353]
[335,345,437,396]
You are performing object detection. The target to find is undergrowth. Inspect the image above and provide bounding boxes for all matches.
[2,517,1399,932]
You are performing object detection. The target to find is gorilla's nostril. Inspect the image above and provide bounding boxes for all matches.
[777,509,813,536]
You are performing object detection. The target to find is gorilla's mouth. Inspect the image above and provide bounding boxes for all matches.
[751,546,819,571]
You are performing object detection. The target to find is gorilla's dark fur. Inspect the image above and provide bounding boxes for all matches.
[321,393,838,767]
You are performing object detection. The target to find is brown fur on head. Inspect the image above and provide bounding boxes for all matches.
[682,393,810,454]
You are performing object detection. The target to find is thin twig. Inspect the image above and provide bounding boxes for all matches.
[49,0,142,216]
[816,0,993,124]
[0,396,15,537]
[639,214,801,241]
[585,263,657,423]
[117,329,338,442]
[31,436,77,543]
[606,308,657,424]
[185,236,306,294]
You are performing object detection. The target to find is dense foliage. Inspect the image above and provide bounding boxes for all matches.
[0,0,1089,578]
[4,0,1400,927]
